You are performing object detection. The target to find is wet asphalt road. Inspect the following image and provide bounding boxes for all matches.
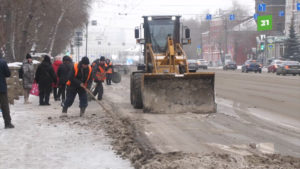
[212,69,300,120]
[105,69,300,157]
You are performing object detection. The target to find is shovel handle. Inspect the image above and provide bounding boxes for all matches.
[82,86,112,115]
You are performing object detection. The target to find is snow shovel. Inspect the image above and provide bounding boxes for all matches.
[82,86,112,115]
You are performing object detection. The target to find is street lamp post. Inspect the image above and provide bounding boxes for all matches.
[86,22,88,58]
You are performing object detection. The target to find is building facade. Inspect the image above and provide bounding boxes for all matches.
[202,18,258,66]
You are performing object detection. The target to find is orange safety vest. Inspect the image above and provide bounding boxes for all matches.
[66,63,92,87]
[106,62,113,74]
[95,64,106,81]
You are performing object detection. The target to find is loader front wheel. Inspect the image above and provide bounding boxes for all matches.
[131,73,143,109]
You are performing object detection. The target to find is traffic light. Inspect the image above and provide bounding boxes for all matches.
[260,42,265,51]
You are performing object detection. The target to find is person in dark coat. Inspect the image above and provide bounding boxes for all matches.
[0,56,14,129]
[22,53,35,104]
[57,56,72,104]
[35,55,57,106]
[52,56,62,101]
[61,57,92,117]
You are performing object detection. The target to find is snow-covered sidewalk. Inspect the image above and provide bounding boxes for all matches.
[0,96,133,169]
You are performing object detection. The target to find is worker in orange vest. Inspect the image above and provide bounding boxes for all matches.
[61,57,92,117]
[92,56,107,100]
[105,58,113,85]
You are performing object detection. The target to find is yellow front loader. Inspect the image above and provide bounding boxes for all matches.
[130,16,216,114]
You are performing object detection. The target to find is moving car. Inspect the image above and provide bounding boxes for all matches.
[276,61,300,76]
[268,60,284,73]
[241,60,262,73]
[197,59,208,69]
[223,61,237,70]
[187,59,199,72]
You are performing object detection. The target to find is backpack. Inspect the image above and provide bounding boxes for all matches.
[18,65,23,79]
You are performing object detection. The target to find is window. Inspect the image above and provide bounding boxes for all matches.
[148,19,175,53]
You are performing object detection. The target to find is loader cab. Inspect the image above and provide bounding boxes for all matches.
[135,16,191,53]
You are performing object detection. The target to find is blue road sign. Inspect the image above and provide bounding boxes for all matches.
[229,14,235,21]
[279,11,284,17]
[268,44,274,50]
[254,13,258,20]
[258,3,266,12]
[206,14,212,21]
[127,58,133,65]
[297,3,300,11]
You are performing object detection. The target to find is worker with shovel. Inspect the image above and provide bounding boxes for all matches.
[61,57,92,117]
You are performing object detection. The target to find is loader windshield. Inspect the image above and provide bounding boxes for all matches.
[149,19,175,53]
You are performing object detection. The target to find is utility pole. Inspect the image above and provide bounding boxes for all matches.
[224,16,228,55]
[77,45,80,62]
[86,22,88,57]
[222,15,229,65]
[208,20,211,65]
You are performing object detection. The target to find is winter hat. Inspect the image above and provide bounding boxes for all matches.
[26,53,32,59]
[63,56,71,62]
[100,56,105,61]
[81,56,90,65]
[43,55,51,63]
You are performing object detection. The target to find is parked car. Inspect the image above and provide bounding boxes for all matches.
[188,59,199,72]
[268,60,284,73]
[241,60,262,73]
[223,61,237,70]
[197,59,208,69]
[276,61,300,76]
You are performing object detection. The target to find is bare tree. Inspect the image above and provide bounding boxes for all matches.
[1,0,92,61]
[183,15,210,59]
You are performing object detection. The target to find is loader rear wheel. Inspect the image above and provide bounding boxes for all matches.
[131,73,143,109]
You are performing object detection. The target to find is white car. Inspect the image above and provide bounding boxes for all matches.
[197,59,208,69]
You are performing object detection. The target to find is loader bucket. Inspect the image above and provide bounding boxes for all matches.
[142,73,216,114]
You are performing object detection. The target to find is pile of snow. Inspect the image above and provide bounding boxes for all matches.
[8,62,22,68]
[8,60,40,68]
[33,60,40,64]
[210,66,223,70]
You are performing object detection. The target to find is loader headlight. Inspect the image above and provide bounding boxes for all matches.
[172,16,176,20]
[148,17,152,21]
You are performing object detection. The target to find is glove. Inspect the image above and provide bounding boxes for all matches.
[80,83,86,88]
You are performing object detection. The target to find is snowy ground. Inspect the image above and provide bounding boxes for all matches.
[0,96,133,169]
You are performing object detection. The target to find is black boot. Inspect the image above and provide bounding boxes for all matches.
[60,107,68,118]
[80,107,86,117]
[5,123,15,129]
[62,107,68,113]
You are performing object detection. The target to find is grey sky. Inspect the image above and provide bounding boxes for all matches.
[86,0,255,57]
